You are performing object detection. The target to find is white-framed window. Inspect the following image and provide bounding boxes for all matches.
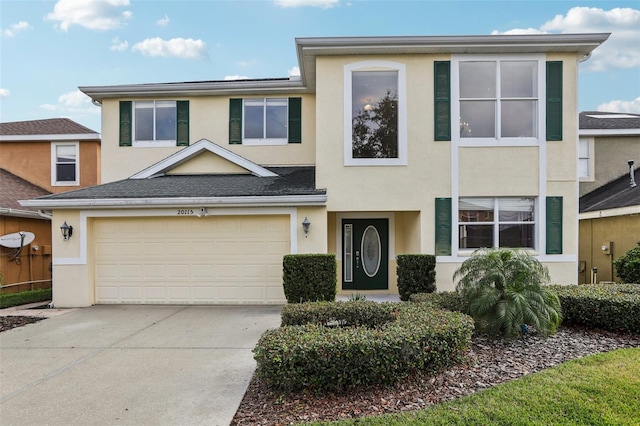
[452,55,544,145]
[578,137,593,180]
[242,98,288,145]
[458,197,536,250]
[133,101,176,147]
[51,142,79,186]
[344,61,407,165]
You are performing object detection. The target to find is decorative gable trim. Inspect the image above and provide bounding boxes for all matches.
[130,138,278,179]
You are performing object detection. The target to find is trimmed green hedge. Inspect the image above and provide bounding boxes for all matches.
[549,284,640,333]
[254,302,474,392]
[281,300,396,328]
[282,254,337,303]
[0,288,52,309]
[396,254,436,301]
[613,241,640,284]
[410,291,465,312]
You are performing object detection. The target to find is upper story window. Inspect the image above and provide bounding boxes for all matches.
[228,98,301,145]
[344,61,406,165]
[119,100,189,148]
[51,142,79,186]
[459,197,536,250]
[452,55,544,144]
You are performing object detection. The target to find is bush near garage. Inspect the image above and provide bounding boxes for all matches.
[396,254,437,301]
[0,288,52,309]
[253,301,474,392]
[282,254,337,303]
[280,300,396,327]
[410,291,466,312]
[613,241,640,284]
[549,284,640,333]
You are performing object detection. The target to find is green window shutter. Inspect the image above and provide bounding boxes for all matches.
[435,198,452,256]
[546,196,563,254]
[288,97,302,143]
[229,98,243,144]
[434,61,451,141]
[176,100,189,146]
[546,61,563,141]
[119,101,132,147]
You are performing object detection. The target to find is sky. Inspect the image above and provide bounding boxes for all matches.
[1,0,639,133]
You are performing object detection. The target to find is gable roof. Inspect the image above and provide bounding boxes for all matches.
[20,167,326,209]
[0,118,99,141]
[0,169,51,218]
[80,33,610,102]
[579,111,640,136]
[131,139,278,179]
[580,168,640,217]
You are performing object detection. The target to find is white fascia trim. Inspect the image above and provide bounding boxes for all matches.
[0,134,99,142]
[130,138,278,178]
[579,205,640,219]
[20,194,327,209]
[578,128,640,137]
[0,208,48,219]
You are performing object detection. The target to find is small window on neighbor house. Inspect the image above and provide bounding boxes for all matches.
[579,138,590,178]
[51,142,78,186]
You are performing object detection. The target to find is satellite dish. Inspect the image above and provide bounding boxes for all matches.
[0,231,35,248]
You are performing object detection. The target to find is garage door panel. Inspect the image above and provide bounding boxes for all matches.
[95,215,289,304]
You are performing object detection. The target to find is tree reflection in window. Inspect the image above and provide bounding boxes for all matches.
[352,71,398,159]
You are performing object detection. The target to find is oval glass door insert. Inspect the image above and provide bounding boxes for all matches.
[361,225,381,277]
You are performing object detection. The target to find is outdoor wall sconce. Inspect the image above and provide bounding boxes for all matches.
[60,221,73,241]
[302,217,311,237]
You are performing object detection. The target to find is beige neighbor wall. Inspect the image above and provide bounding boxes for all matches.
[100,95,316,183]
[579,135,640,196]
[316,52,580,292]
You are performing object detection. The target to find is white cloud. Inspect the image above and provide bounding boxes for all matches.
[492,7,640,71]
[2,21,32,37]
[288,66,301,76]
[0,88,10,98]
[131,37,207,60]
[110,36,128,51]
[157,14,170,27]
[224,75,251,80]
[274,0,338,9]
[237,60,257,68]
[39,90,99,115]
[46,0,132,31]
[597,97,640,114]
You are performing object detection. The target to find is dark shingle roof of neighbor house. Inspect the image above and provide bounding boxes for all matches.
[579,111,640,130]
[580,168,640,213]
[0,118,98,136]
[0,169,51,212]
[30,167,324,201]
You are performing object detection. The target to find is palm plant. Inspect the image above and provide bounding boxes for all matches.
[453,248,561,337]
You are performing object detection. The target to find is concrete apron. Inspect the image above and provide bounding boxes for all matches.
[0,305,282,426]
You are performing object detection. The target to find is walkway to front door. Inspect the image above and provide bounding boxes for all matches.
[342,218,389,290]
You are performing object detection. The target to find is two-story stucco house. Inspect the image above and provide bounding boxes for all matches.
[21,34,610,308]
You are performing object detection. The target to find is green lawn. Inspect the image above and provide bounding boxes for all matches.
[313,348,640,426]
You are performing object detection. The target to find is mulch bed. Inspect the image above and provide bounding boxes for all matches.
[0,316,44,332]
[231,326,640,425]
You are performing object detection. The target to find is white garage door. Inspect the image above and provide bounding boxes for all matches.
[94,215,289,304]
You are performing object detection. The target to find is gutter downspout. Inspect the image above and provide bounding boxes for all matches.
[38,210,53,220]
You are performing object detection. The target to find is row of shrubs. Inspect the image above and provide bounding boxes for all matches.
[0,288,52,309]
[282,254,436,303]
[254,301,474,392]
[411,283,640,333]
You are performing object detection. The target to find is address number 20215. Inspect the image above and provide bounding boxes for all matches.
[177,209,194,215]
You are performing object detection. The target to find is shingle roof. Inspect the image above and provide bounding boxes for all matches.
[579,111,640,130]
[580,168,640,213]
[0,169,51,212]
[0,118,98,136]
[30,167,324,201]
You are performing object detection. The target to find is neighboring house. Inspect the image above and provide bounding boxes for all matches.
[21,33,609,307]
[0,118,101,193]
[0,169,53,289]
[0,118,100,290]
[578,111,640,283]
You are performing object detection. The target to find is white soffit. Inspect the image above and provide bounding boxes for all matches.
[130,138,278,179]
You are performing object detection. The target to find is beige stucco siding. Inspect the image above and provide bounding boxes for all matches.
[100,95,316,183]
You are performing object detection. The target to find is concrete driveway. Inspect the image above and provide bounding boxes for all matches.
[0,305,282,426]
